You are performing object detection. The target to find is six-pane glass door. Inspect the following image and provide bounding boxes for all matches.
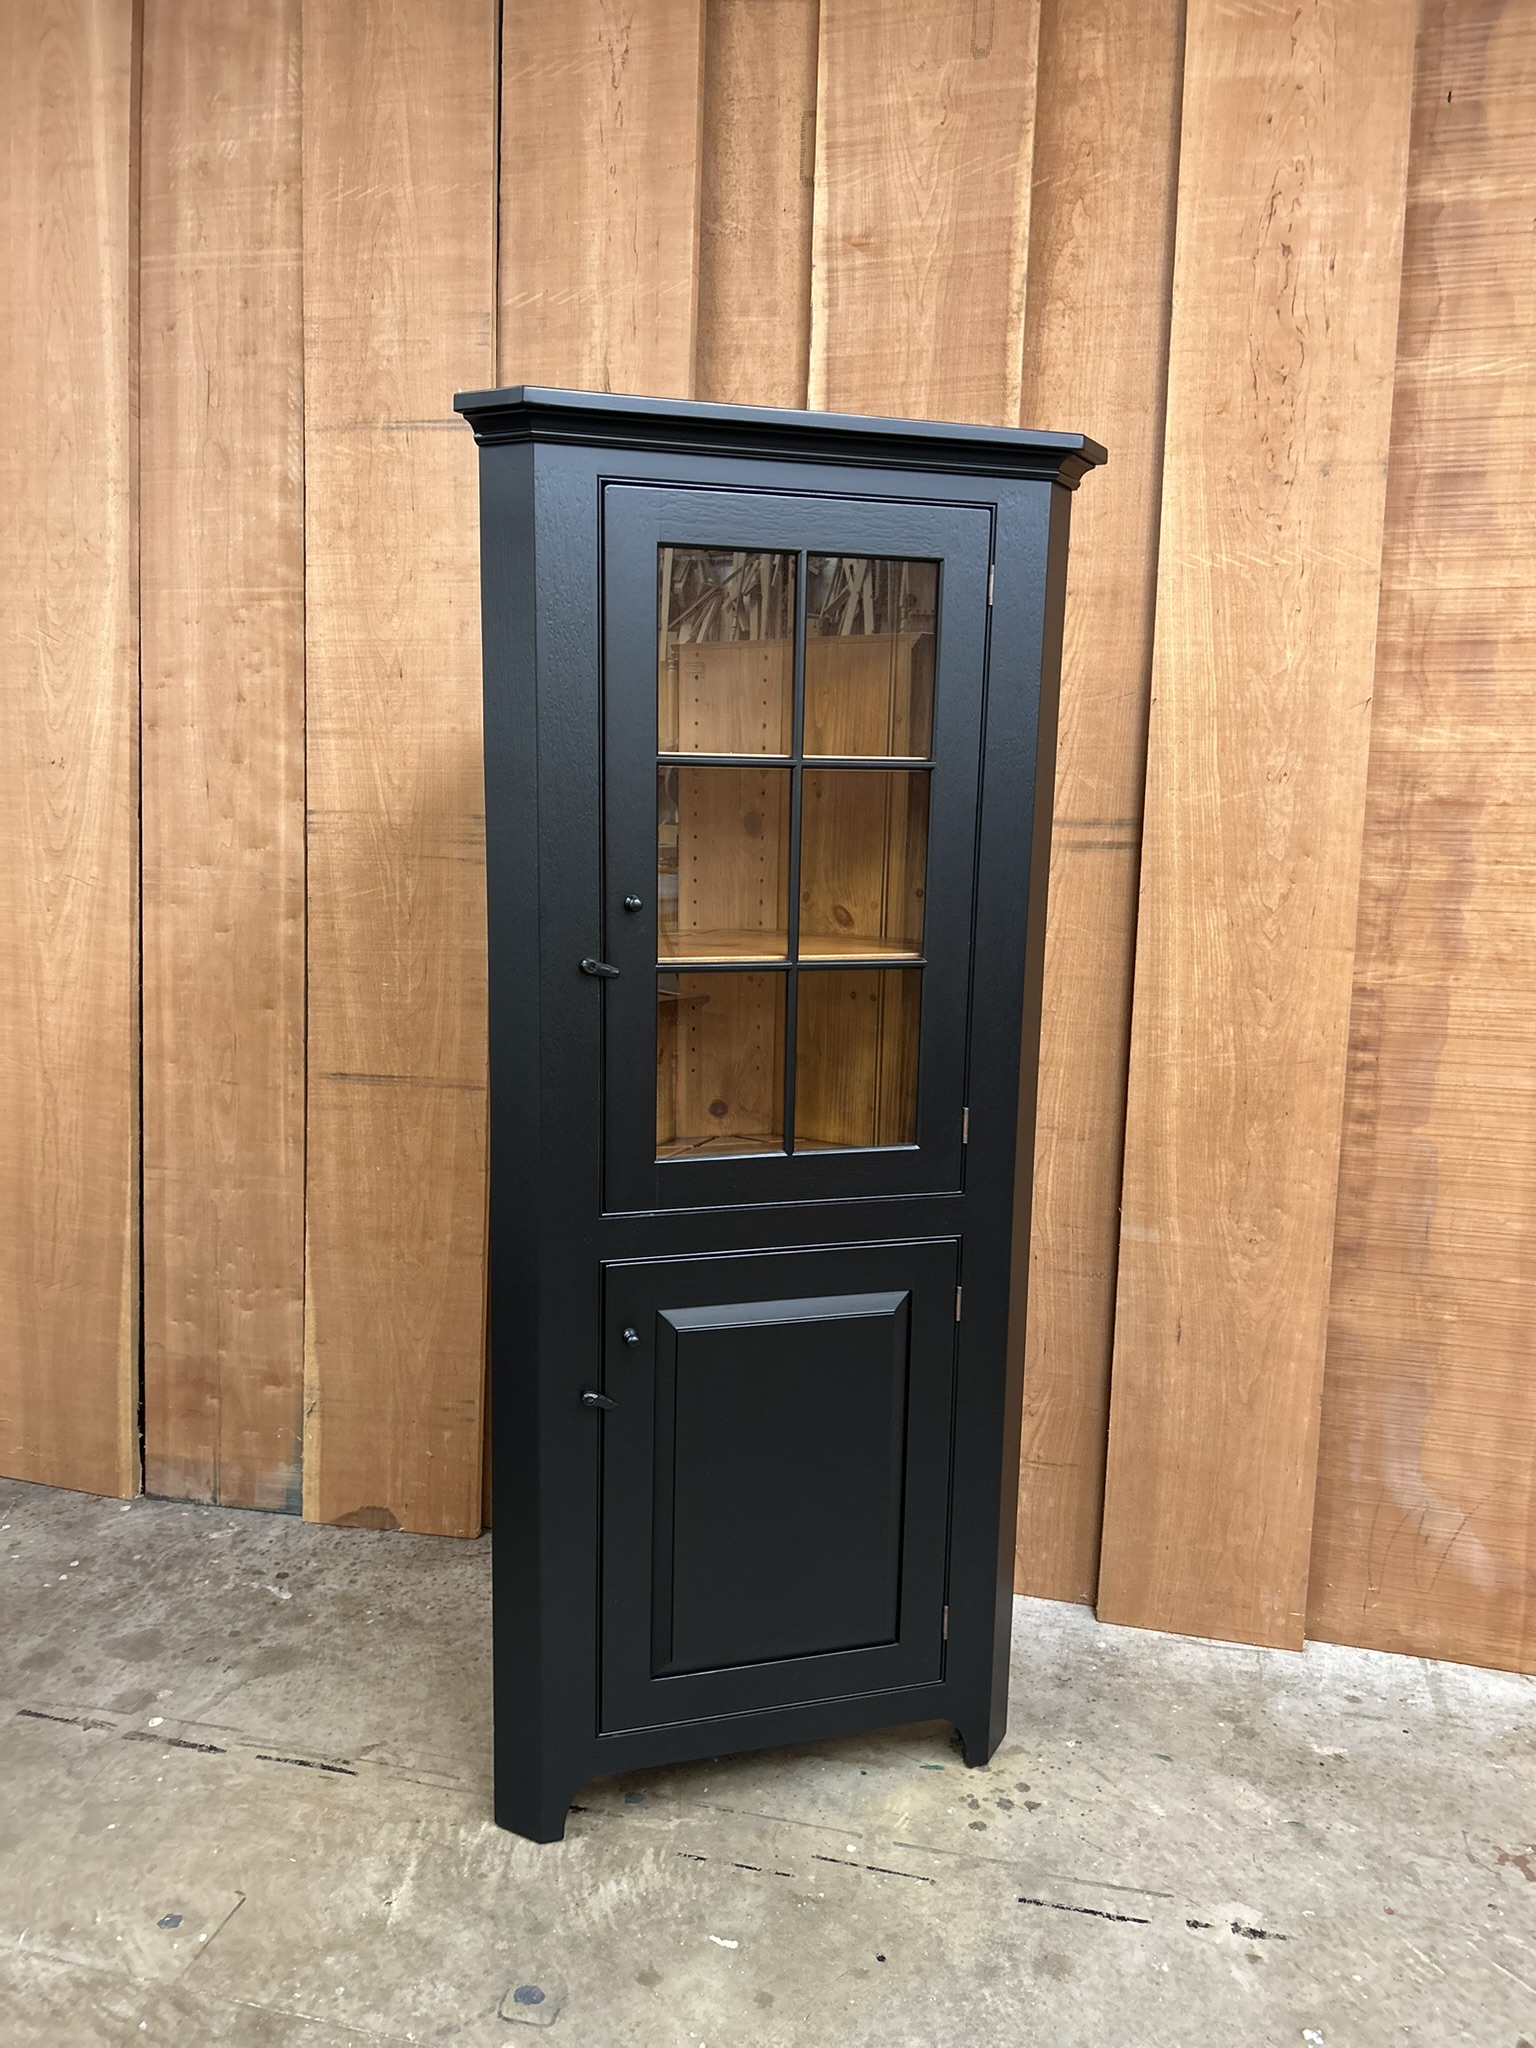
[655,548,937,1161]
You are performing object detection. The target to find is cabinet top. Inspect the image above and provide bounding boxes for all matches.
[453,386,1107,488]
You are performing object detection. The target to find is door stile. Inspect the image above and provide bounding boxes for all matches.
[781,548,808,1154]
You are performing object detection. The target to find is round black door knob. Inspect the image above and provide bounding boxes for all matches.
[622,1327,640,1346]
[623,895,643,912]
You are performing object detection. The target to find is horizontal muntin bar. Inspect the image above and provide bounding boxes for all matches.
[656,956,927,974]
[657,752,933,770]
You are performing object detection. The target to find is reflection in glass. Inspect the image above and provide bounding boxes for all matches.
[795,970,921,1150]
[657,972,786,1157]
[798,769,929,959]
[804,556,937,758]
[658,548,796,755]
[658,764,791,960]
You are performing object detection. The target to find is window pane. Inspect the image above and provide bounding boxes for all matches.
[798,768,929,959]
[795,970,921,1150]
[658,972,786,1157]
[658,764,791,961]
[804,556,937,759]
[659,548,795,755]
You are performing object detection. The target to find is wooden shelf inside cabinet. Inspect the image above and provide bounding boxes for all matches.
[658,935,791,964]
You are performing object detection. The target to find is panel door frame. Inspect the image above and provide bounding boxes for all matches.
[601,484,993,1214]
[599,1238,959,1733]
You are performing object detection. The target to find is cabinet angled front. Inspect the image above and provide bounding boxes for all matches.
[454,385,1104,1842]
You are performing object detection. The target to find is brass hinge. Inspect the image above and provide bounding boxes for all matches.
[954,1285,962,1322]
[942,1604,950,1641]
[987,563,995,607]
[962,1105,970,1145]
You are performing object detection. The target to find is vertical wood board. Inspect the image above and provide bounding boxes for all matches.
[303,0,494,1536]
[696,0,820,408]
[1012,0,1185,1603]
[1098,0,1417,1648]
[1309,0,1536,1674]
[0,0,140,1498]
[499,0,706,396]
[139,0,306,1512]
[810,0,1041,424]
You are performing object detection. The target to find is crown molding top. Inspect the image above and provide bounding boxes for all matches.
[454,386,1108,489]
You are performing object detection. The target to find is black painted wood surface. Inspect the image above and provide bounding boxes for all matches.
[456,386,1103,1842]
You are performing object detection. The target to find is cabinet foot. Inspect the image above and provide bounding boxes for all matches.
[954,1714,1002,1769]
[495,1776,580,1844]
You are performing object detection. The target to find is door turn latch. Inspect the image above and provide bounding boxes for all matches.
[579,958,620,978]
[581,1389,617,1410]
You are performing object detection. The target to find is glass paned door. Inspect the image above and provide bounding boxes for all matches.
[603,486,991,1213]
[655,548,937,1159]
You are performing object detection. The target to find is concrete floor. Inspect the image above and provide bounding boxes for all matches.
[1,1482,1532,2048]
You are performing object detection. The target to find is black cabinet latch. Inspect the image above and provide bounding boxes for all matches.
[579,958,620,978]
[581,1389,617,1409]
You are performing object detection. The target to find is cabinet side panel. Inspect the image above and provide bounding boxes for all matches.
[1012,0,1184,1604]
[481,444,559,1819]
[1099,0,1416,1648]
[1309,0,1536,1675]
[0,0,139,1496]
[943,477,1061,1754]
[140,0,306,1511]
[302,0,493,1536]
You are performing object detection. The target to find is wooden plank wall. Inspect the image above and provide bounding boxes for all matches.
[0,0,140,1498]
[140,0,306,1511]
[499,0,706,397]
[8,0,1536,1677]
[810,0,1041,424]
[1308,0,1536,1674]
[301,0,496,1535]
[1097,0,1418,1648]
[697,0,819,409]
[1012,0,1184,1603]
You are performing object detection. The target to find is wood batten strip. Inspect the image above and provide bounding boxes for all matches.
[499,0,707,396]
[1309,1,1536,1675]
[1013,0,1185,1604]
[697,0,820,409]
[302,0,494,1536]
[1097,0,1417,1648]
[140,0,306,1512]
[0,0,140,1497]
[810,0,1042,425]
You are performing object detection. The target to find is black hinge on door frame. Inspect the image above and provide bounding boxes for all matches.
[962,1105,970,1145]
[954,1285,962,1322]
[942,1604,950,1641]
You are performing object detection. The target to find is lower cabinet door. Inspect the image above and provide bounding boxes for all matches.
[599,1238,958,1733]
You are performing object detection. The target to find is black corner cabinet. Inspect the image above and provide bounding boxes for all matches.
[454,385,1105,1842]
